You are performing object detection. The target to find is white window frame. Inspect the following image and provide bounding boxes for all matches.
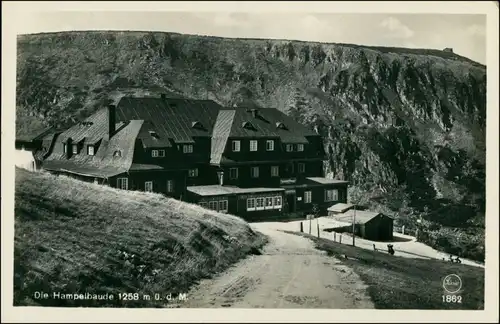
[87,145,95,156]
[304,191,312,204]
[158,149,165,157]
[271,166,279,177]
[117,178,128,190]
[286,144,293,152]
[145,181,153,192]
[152,149,159,157]
[325,189,339,202]
[247,198,256,211]
[266,140,274,151]
[218,200,228,213]
[229,167,238,180]
[208,201,218,211]
[166,180,175,193]
[265,197,274,210]
[72,144,78,154]
[63,143,67,153]
[251,166,259,178]
[298,163,305,173]
[250,140,258,152]
[188,168,199,178]
[297,144,304,152]
[183,144,194,154]
[232,140,241,152]
[273,196,283,209]
[255,197,265,210]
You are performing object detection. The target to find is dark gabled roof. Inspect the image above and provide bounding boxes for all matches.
[225,107,317,143]
[43,120,144,178]
[58,108,124,143]
[210,110,236,165]
[115,97,221,145]
[16,126,58,143]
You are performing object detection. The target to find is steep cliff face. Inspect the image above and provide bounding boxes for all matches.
[16,32,486,241]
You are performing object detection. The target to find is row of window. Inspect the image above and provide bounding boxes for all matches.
[230,164,305,180]
[199,200,228,213]
[151,144,193,158]
[116,178,175,193]
[64,143,96,156]
[246,196,283,211]
[231,140,304,153]
[303,189,339,203]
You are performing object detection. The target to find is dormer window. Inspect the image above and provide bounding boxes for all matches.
[183,144,194,154]
[72,144,78,154]
[191,121,204,130]
[87,145,95,156]
[113,150,122,157]
[63,143,67,153]
[276,122,287,130]
[149,130,160,139]
[297,144,304,152]
[242,121,256,130]
[286,144,293,152]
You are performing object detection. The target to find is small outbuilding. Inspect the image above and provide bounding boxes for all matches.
[336,209,394,241]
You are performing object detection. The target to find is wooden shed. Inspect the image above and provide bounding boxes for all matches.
[337,210,394,241]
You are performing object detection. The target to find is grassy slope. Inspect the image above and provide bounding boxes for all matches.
[14,168,266,307]
[288,232,484,310]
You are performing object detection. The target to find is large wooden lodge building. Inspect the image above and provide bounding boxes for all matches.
[16,95,349,219]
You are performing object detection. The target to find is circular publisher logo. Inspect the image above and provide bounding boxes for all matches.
[443,274,462,294]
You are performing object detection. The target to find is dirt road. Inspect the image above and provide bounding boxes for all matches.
[176,223,374,308]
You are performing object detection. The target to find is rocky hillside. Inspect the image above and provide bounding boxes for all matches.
[16,31,486,260]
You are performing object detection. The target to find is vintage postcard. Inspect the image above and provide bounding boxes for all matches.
[2,1,498,323]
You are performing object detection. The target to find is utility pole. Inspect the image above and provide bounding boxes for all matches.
[352,203,356,247]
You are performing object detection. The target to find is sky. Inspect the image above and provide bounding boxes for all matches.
[14,7,488,65]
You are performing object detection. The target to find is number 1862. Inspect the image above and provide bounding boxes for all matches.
[442,295,462,303]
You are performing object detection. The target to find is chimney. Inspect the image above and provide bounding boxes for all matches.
[108,104,116,139]
[248,108,258,118]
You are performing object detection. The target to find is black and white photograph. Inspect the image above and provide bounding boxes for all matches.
[2,1,498,323]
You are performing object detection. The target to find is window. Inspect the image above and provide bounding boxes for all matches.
[265,197,273,209]
[271,166,279,177]
[145,181,153,192]
[158,150,165,157]
[287,163,294,174]
[304,191,312,204]
[72,144,78,154]
[232,140,241,152]
[256,197,265,210]
[250,140,258,152]
[297,144,304,152]
[87,145,95,156]
[298,163,305,173]
[117,178,128,190]
[167,180,175,193]
[247,198,256,211]
[325,189,339,202]
[230,168,238,180]
[286,144,293,152]
[266,140,274,151]
[63,143,67,153]
[251,166,259,178]
[208,201,218,211]
[183,144,193,153]
[113,150,122,157]
[188,168,199,177]
[273,196,283,209]
[218,200,228,213]
[152,150,159,157]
